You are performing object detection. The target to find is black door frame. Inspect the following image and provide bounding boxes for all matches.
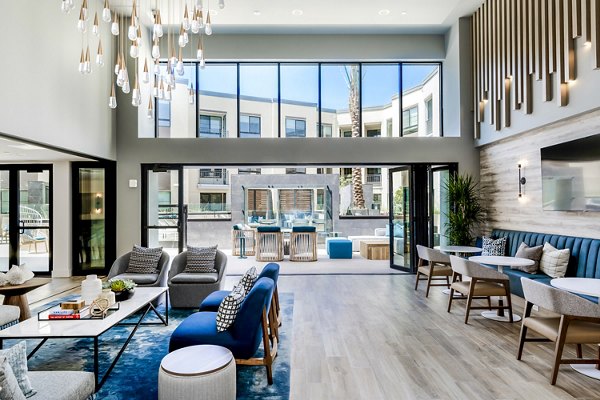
[71,161,117,276]
[388,166,412,272]
[141,164,185,252]
[0,164,53,274]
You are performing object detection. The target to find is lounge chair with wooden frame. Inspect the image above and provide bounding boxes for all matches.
[289,226,317,262]
[232,224,256,256]
[169,277,278,384]
[448,255,513,324]
[517,278,600,385]
[256,226,284,262]
[200,262,282,341]
[414,245,452,297]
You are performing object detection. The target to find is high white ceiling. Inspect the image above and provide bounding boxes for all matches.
[0,137,91,163]
[111,0,484,34]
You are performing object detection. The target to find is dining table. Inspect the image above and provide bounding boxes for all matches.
[550,277,600,380]
[468,255,535,323]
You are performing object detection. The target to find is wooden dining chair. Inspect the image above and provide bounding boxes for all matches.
[414,245,452,297]
[448,255,513,324]
[518,278,600,385]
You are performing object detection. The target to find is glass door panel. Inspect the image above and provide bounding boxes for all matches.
[0,170,9,271]
[18,169,50,272]
[431,168,451,248]
[389,167,411,270]
[145,167,182,255]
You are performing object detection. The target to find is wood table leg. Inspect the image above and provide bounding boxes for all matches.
[4,294,30,321]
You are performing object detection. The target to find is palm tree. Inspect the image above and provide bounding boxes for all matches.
[344,65,365,210]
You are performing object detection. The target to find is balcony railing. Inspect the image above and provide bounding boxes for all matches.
[198,169,228,185]
[366,174,382,185]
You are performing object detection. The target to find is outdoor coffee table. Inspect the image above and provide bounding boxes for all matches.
[0,286,168,391]
[469,255,535,323]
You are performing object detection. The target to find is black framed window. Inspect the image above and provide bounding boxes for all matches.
[320,124,332,137]
[240,115,261,137]
[199,114,225,138]
[402,107,419,135]
[285,118,306,138]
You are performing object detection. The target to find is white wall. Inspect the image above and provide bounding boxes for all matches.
[52,162,72,277]
[0,1,116,160]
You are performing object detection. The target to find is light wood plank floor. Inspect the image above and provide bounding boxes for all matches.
[15,274,600,399]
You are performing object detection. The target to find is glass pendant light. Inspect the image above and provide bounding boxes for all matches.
[114,52,121,75]
[142,58,150,83]
[188,84,195,105]
[92,12,99,36]
[111,12,119,36]
[130,42,139,59]
[183,4,191,31]
[151,38,160,60]
[77,8,86,33]
[102,0,111,22]
[108,82,117,109]
[176,50,184,76]
[117,64,125,87]
[158,79,165,99]
[152,76,159,97]
[165,85,172,101]
[196,0,203,8]
[191,8,200,33]
[122,78,131,94]
[84,46,91,74]
[197,36,203,60]
[219,0,225,9]
[200,56,206,69]
[61,1,70,14]
[81,0,89,21]
[147,95,154,119]
[198,9,205,29]
[153,59,161,75]
[136,26,142,46]
[154,10,163,38]
[205,12,212,35]
[128,24,137,41]
[96,40,104,66]
[178,24,186,48]
[131,76,141,107]
[78,49,85,74]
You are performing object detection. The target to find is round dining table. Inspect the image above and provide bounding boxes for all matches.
[468,255,535,323]
[550,277,600,380]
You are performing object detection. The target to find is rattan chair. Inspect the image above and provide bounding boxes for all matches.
[255,227,284,262]
[232,224,256,256]
[414,245,452,297]
[517,278,600,385]
[448,255,513,324]
[290,226,317,262]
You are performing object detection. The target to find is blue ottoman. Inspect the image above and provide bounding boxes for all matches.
[327,239,352,259]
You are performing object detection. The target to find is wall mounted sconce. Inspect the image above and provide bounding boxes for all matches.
[518,164,526,198]
[95,193,103,214]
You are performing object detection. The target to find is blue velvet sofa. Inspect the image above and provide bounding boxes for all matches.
[485,229,600,302]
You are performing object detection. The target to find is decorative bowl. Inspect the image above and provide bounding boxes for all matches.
[113,288,134,302]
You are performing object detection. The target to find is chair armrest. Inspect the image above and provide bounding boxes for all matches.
[107,253,131,279]
[215,250,228,282]
[168,252,187,281]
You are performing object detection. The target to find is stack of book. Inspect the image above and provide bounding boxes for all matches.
[48,300,90,320]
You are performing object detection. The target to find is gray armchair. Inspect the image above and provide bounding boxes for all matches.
[168,249,228,308]
[107,250,170,288]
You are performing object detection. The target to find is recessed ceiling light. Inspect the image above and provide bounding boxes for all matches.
[253,10,261,16]
[292,9,303,16]
[378,9,390,16]
[401,11,408,15]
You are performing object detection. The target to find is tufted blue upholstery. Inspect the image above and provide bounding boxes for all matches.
[488,229,600,301]
[169,277,275,358]
[199,263,280,312]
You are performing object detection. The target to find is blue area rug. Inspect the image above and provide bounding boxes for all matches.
[6,294,293,400]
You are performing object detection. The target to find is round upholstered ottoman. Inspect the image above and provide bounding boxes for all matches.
[158,345,236,400]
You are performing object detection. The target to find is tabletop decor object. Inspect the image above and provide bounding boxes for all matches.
[104,279,136,302]
[81,275,103,305]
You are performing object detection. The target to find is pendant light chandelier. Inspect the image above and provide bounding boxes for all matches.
[61,0,222,114]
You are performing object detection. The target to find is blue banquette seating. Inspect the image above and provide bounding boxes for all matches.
[485,229,600,302]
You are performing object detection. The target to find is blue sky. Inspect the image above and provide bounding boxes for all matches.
[193,63,437,111]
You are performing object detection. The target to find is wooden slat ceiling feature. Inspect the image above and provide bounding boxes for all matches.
[279,189,313,213]
[471,0,597,137]
[248,189,269,212]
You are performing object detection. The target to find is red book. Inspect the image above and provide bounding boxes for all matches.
[48,314,81,320]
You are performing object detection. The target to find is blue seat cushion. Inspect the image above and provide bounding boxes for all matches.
[169,312,258,359]
[292,226,316,233]
[257,226,281,232]
[199,290,229,312]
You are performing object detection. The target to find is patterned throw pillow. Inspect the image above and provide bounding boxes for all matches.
[216,284,246,332]
[0,341,35,398]
[184,245,218,273]
[239,266,258,294]
[481,237,507,256]
[0,355,26,400]
[514,242,543,273]
[125,245,163,274]
[540,243,570,278]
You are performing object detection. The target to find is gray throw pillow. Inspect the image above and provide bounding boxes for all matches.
[0,355,26,400]
[0,341,35,398]
[514,242,543,273]
[126,245,163,274]
[184,245,218,273]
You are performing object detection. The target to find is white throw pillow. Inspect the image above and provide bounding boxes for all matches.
[5,265,34,286]
[539,243,570,278]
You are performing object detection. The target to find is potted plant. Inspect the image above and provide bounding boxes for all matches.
[103,279,137,302]
[443,173,486,246]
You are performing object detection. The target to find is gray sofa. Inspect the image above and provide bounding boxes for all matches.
[168,249,227,308]
[0,305,20,329]
[28,371,95,400]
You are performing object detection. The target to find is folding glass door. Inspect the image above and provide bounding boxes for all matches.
[0,165,52,273]
[389,167,411,271]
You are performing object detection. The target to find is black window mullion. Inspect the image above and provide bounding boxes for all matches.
[277,63,281,138]
[399,63,403,137]
[318,63,322,138]
[236,63,240,138]
[358,63,362,138]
